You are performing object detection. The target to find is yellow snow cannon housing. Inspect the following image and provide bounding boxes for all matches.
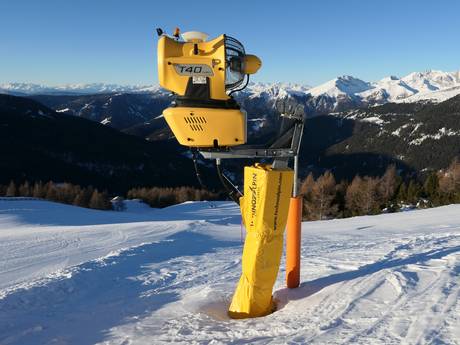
[157,32,261,148]
[228,163,294,318]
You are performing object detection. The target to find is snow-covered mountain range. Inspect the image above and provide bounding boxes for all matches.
[2,70,460,107]
[0,82,163,96]
[361,70,460,103]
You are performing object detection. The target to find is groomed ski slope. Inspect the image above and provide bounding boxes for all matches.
[0,199,459,345]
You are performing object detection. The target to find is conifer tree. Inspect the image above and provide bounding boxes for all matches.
[300,173,315,198]
[89,190,105,210]
[73,191,87,207]
[378,165,398,207]
[423,173,439,205]
[18,181,31,197]
[6,181,17,197]
[346,176,380,216]
[88,189,103,209]
[361,176,380,214]
[345,176,362,216]
[45,182,58,201]
[396,182,407,204]
[334,180,349,217]
[406,180,421,205]
[32,181,46,198]
[305,171,337,220]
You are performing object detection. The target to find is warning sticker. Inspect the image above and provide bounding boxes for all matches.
[192,76,207,84]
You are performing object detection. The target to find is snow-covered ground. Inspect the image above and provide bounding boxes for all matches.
[0,199,459,344]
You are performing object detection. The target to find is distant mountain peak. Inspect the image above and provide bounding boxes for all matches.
[307,75,370,98]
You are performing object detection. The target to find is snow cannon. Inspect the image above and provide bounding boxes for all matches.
[157,29,261,148]
[156,28,304,319]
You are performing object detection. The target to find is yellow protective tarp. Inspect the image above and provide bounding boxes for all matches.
[228,163,293,319]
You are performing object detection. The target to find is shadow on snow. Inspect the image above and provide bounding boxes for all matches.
[0,231,240,345]
[275,244,460,309]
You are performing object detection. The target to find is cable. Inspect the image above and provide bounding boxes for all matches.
[191,149,206,189]
[216,158,243,204]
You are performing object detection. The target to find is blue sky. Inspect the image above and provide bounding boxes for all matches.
[1,0,459,86]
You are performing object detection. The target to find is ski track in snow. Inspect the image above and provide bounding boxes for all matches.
[0,199,459,344]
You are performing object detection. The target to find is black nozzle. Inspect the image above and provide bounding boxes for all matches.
[156,28,164,36]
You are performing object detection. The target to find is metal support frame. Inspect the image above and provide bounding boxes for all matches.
[199,117,304,160]
[293,154,299,197]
